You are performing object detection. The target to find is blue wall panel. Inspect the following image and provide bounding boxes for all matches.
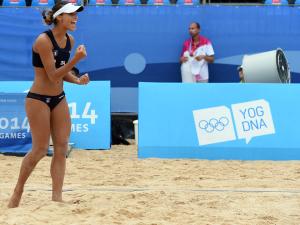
[138,82,300,160]
[1,6,300,112]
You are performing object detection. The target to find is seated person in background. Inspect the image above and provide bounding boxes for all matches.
[237,66,245,83]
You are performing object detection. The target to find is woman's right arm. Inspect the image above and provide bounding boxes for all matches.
[34,34,86,83]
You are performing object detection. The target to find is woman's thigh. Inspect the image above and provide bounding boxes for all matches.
[50,98,71,149]
[25,98,51,150]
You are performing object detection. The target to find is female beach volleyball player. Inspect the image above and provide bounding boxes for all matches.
[8,1,89,208]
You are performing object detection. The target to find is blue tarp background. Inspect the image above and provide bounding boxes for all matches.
[1,6,300,111]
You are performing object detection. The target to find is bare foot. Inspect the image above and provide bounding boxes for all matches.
[52,198,64,203]
[8,189,23,208]
[52,193,63,203]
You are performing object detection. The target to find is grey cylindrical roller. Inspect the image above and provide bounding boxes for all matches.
[242,49,290,83]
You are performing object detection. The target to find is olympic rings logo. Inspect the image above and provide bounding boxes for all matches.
[198,117,229,133]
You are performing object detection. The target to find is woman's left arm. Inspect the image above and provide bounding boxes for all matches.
[64,71,89,85]
[63,71,80,84]
[63,34,90,85]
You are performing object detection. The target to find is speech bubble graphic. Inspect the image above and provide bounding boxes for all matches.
[193,106,236,146]
[231,99,275,144]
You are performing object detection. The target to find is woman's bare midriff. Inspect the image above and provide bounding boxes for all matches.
[30,67,64,95]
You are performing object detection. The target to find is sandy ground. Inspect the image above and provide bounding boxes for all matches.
[1,143,300,225]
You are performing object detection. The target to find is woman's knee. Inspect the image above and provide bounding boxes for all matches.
[54,139,68,149]
[53,140,68,155]
[31,145,49,160]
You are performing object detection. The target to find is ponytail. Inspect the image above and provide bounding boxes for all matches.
[42,1,69,26]
[42,9,54,25]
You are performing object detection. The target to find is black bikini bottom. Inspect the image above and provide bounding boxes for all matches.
[26,91,65,111]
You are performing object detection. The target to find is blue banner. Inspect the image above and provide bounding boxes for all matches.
[138,83,300,160]
[65,82,111,149]
[0,81,111,150]
[0,93,32,153]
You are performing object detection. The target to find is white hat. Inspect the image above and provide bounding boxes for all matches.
[53,3,84,19]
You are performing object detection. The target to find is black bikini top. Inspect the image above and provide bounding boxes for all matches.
[32,30,71,69]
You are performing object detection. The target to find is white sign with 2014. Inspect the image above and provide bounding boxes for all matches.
[68,102,98,133]
[0,102,98,135]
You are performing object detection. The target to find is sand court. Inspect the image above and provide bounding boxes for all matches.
[1,144,300,224]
